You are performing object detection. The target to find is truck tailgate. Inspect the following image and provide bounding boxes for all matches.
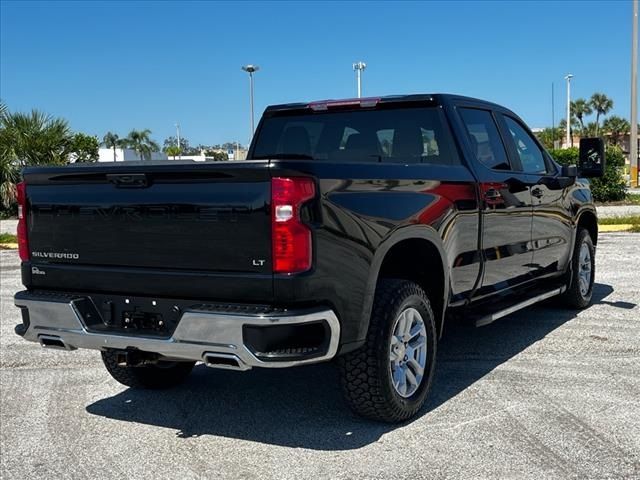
[22,162,273,298]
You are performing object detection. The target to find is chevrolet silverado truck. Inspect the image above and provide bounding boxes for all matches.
[14,94,605,422]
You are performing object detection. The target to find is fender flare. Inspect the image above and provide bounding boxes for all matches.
[358,225,451,340]
[565,207,598,287]
[572,207,598,252]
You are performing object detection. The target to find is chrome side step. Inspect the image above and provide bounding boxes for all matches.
[475,286,566,327]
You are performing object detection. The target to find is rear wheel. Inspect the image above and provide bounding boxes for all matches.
[560,228,595,309]
[338,279,437,423]
[101,350,195,389]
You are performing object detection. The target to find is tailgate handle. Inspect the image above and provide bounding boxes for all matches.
[107,174,149,188]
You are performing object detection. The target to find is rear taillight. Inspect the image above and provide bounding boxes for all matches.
[271,177,315,274]
[16,181,29,261]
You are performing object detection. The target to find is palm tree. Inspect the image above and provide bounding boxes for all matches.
[1,107,66,208]
[583,122,599,138]
[589,93,614,136]
[570,98,592,134]
[602,116,630,146]
[165,145,181,160]
[0,109,72,166]
[559,118,580,146]
[0,108,18,209]
[0,103,19,208]
[102,132,121,162]
[124,129,160,161]
[0,154,19,209]
[536,127,564,150]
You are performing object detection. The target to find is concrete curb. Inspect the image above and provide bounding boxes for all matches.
[599,224,637,232]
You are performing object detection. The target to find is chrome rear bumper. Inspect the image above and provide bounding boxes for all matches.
[14,291,340,370]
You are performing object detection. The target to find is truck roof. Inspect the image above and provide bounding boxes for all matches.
[264,93,509,114]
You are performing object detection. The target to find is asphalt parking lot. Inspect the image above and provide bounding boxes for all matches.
[1,233,639,480]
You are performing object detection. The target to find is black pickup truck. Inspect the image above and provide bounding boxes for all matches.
[14,94,605,422]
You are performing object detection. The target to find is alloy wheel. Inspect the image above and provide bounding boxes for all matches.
[389,307,427,398]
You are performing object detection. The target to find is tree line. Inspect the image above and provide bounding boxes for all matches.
[102,133,242,161]
[537,92,633,149]
[536,92,634,202]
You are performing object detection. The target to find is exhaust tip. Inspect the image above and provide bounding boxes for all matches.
[202,352,250,371]
[38,335,73,351]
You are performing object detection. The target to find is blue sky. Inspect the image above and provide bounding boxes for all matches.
[0,0,635,146]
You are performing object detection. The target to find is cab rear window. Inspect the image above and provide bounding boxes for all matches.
[251,107,461,165]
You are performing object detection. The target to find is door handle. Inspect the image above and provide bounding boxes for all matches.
[531,187,543,199]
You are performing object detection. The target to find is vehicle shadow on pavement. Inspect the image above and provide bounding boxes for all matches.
[86,282,630,451]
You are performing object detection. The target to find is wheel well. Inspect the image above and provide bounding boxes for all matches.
[578,211,598,245]
[378,239,446,336]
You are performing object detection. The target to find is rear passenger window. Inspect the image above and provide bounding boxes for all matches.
[459,108,511,170]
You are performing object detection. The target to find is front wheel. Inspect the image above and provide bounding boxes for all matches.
[560,228,595,309]
[338,279,437,423]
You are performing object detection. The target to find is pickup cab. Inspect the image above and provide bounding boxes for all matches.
[14,94,604,422]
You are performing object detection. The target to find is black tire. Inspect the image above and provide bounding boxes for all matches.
[338,279,437,423]
[101,350,195,389]
[560,228,595,309]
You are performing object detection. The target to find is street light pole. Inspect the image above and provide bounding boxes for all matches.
[631,0,638,188]
[565,74,573,148]
[242,65,260,140]
[353,61,366,98]
[175,123,181,160]
[552,82,555,148]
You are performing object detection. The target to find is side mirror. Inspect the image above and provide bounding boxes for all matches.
[578,137,606,178]
[561,165,578,177]
[540,164,577,188]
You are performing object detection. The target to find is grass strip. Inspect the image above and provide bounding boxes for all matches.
[598,215,640,225]
[0,233,17,243]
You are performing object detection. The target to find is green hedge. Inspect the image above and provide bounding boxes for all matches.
[548,145,627,202]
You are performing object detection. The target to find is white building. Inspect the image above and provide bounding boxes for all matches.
[98,148,168,162]
[167,153,215,162]
[98,147,249,162]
